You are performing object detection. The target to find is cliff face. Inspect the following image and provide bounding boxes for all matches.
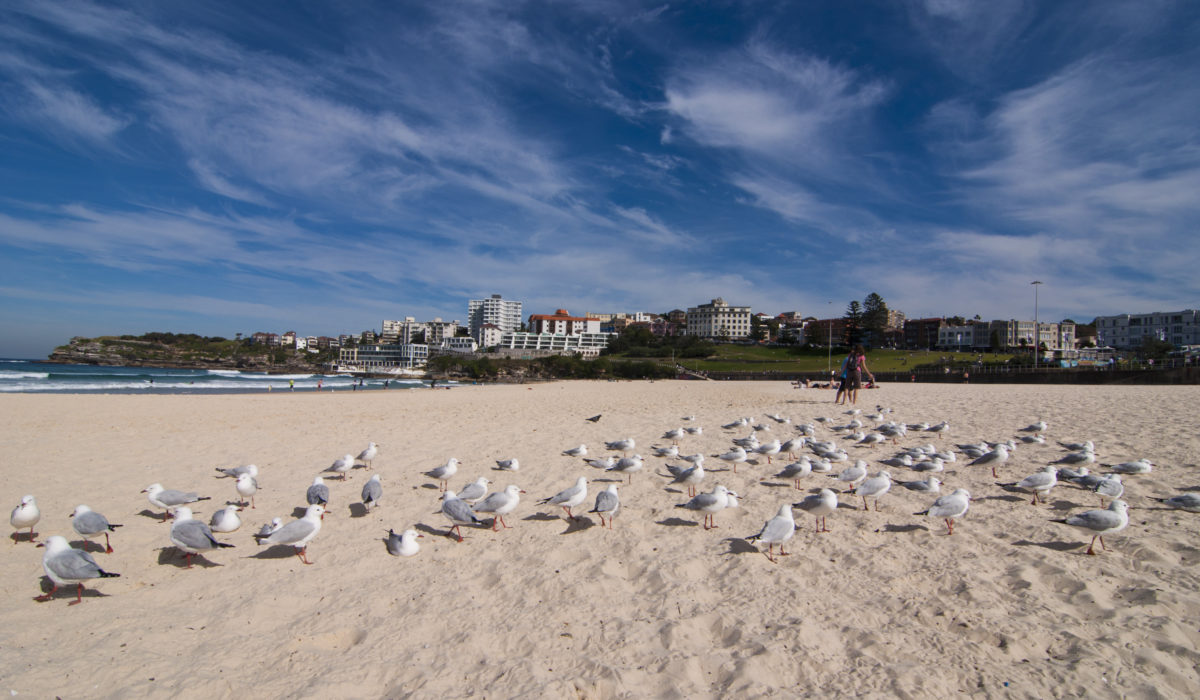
[47,336,324,373]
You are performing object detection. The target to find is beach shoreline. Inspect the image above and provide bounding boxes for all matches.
[2,382,1198,698]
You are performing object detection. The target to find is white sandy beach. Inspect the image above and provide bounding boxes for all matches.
[2,381,1198,698]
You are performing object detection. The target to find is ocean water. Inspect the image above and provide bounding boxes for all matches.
[0,359,433,394]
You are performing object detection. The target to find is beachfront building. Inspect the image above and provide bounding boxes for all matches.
[477,323,503,349]
[805,318,847,347]
[498,331,611,358]
[528,309,600,335]
[437,337,478,354]
[938,324,979,350]
[338,342,429,370]
[469,294,523,341]
[903,318,944,349]
[251,332,281,346]
[425,318,459,345]
[1093,310,1200,349]
[686,298,752,340]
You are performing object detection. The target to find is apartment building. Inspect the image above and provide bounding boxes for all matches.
[1093,310,1200,349]
[686,298,751,340]
[528,309,600,335]
[469,294,523,341]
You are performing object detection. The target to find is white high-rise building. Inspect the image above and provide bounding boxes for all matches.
[468,294,523,341]
[686,298,752,340]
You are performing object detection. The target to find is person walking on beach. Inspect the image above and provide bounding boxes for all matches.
[840,345,875,405]
[289,379,294,392]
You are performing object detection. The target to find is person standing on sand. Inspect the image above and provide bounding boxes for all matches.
[841,345,875,405]
[289,379,294,392]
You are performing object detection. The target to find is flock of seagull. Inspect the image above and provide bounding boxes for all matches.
[11,406,1200,604]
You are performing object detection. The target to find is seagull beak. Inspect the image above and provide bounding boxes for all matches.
[417,533,425,538]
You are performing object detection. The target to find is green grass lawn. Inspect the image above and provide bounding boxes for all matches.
[621,346,1014,373]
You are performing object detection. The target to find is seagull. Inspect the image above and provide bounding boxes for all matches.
[386,528,423,556]
[755,439,783,464]
[664,461,706,497]
[1108,459,1153,475]
[33,535,120,605]
[361,474,383,510]
[714,446,748,473]
[1019,434,1046,444]
[440,490,484,541]
[255,504,325,563]
[562,445,588,457]
[915,488,971,535]
[774,458,812,490]
[607,455,644,483]
[539,477,588,521]
[455,476,489,504]
[1052,451,1096,466]
[810,457,833,474]
[1057,465,1091,482]
[856,433,885,448]
[589,484,621,529]
[356,442,379,468]
[169,507,235,568]
[141,484,211,521]
[605,438,636,456]
[662,428,684,444]
[676,485,733,530]
[584,456,617,470]
[208,505,242,533]
[1058,440,1095,452]
[306,477,330,510]
[235,473,258,509]
[652,445,680,459]
[852,470,892,511]
[680,453,705,466]
[836,460,869,491]
[912,457,945,473]
[1093,474,1124,504]
[1153,494,1200,512]
[746,503,796,562]
[682,415,696,421]
[495,458,520,471]
[474,485,525,531]
[585,414,602,423]
[881,455,913,469]
[722,418,750,430]
[968,444,1010,478]
[780,437,806,458]
[70,505,122,553]
[322,454,355,480]
[215,464,258,479]
[11,495,41,542]
[793,488,838,533]
[925,422,949,438]
[1002,466,1058,505]
[733,433,760,450]
[426,458,461,491]
[1052,500,1129,555]
[256,518,283,538]
[899,477,941,493]
[1020,421,1048,433]
[684,426,703,435]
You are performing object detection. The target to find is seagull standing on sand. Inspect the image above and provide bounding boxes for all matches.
[386,528,422,556]
[662,428,684,445]
[11,495,41,542]
[607,455,644,483]
[1093,474,1124,505]
[208,505,242,533]
[793,488,838,533]
[1109,459,1152,475]
[589,485,621,529]
[306,477,330,509]
[968,444,1010,478]
[235,473,258,509]
[361,474,383,510]
[323,454,356,480]
[652,445,680,459]
[70,505,122,553]
[33,535,120,606]
[584,456,617,470]
[665,461,706,497]
[605,438,636,456]
[746,504,795,562]
[473,485,525,531]
[356,442,379,468]
[539,477,588,521]
[215,464,258,480]
[255,504,324,564]
[899,477,941,493]
[562,445,588,458]
[836,460,869,492]
[425,458,460,491]
[755,439,783,464]
[775,459,812,490]
[495,458,520,471]
[169,507,235,568]
[852,471,892,511]
[676,485,733,530]
[439,491,483,542]
[715,446,748,473]
[1153,494,1200,512]
[1003,466,1058,505]
[141,484,211,522]
[455,476,489,505]
[1053,500,1129,555]
[916,488,971,535]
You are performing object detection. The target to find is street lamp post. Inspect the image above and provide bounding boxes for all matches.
[826,301,833,380]
[1032,281,1043,370]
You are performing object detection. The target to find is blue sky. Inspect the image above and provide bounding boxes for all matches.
[2,0,1198,358]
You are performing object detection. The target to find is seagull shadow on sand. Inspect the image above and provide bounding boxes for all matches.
[976,494,1025,504]
[722,538,759,555]
[348,503,369,519]
[10,531,38,544]
[1011,539,1084,552]
[248,545,303,560]
[656,517,700,527]
[157,547,223,568]
[138,508,169,522]
[414,523,444,537]
[594,477,624,484]
[758,481,791,488]
[562,518,595,535]
[878,524,925,534]
[34,576,109,601]
[522,512,562,522]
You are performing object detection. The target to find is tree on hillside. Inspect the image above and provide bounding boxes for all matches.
[844,300,864,346]
[862,293,888,343]
[751,316,767,342]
